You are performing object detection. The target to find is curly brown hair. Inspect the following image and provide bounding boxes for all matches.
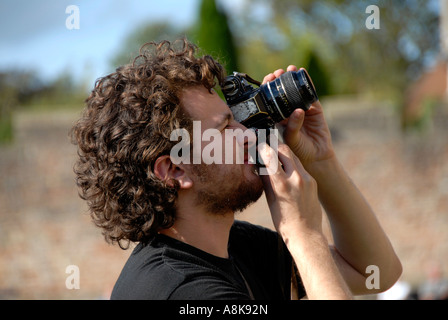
[71,39,225,249]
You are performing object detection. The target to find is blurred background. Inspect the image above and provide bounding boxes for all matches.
[0,0,447,300]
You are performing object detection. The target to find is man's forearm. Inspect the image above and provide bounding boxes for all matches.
[259,142,354,299]
[288,230,353,300]
[306,157,402,293]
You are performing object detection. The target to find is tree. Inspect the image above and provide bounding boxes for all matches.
[193,0,239,74]
[304,50,332,97]
[111,23,188,68]
[236,0,439,99]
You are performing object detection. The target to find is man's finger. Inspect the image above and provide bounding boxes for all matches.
[286,65,298,72]
[258,142,281,177]
[277,143,309,178]
[273,68,285,78]
[262,73,275,85]
[283,108,305,148]
[275,144,297,175]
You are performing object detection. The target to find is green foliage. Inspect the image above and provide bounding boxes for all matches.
[240,0,439,99]
[193,0,239,74]
[403,97,440,133]
[111,23,189,68]
[304,50,331,97]
[1,0,436,136]
[110,0,240,76]
[0,68,85,123]
[0,109,13,144]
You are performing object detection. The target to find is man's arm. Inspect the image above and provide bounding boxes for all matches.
[259,142,353,300]
[263,66,402,295]
[307,157,402,294]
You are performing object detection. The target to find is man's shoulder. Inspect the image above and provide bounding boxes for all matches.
[110,234,246,300]
[230,220,279,244]
[110,242,187,300]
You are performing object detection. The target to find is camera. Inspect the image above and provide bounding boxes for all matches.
[221,69,318,130]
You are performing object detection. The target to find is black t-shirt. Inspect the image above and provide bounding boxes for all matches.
[110,220,305,300]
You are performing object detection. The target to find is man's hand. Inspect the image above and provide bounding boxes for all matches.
[262,65,335,169]
[258,142,322,241]
[261,65,402,296]
[259,142,353,300]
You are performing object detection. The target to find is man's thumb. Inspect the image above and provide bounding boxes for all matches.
[284,109,305,145]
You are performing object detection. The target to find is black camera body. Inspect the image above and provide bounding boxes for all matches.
[221,69,318,130]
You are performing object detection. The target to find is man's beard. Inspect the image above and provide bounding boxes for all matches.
[190,163,263,215]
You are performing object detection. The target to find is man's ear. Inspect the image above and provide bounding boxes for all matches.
[153,155,193,189]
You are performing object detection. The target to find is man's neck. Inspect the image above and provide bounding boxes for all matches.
[159,206,234,259]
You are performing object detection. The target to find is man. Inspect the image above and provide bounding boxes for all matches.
[71,39,402,300]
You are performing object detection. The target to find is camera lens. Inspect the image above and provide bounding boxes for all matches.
[260,69,318,122]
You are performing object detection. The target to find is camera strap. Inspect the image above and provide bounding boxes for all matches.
[236,72,262,86]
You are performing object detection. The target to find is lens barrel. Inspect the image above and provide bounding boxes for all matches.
[261,69,318,122]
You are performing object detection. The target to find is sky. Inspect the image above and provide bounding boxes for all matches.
[0,0,441,88]
[0,0,241,85]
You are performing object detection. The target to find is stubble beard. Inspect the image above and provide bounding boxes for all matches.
[191,163,264,215]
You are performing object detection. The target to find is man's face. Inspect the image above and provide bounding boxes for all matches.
[180,86,264,214]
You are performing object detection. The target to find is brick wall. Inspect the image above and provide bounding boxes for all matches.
[0,99,446,298]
